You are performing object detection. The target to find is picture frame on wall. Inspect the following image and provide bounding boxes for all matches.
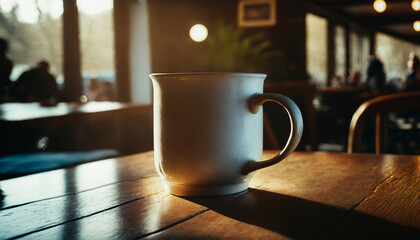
[238,0,276,27]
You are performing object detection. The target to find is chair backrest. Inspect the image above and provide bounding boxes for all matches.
[347,91,420,154]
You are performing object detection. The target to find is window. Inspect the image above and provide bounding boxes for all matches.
[77,0,115,98]
[0,0,63,83]
[350,31,369,82]
[334,25,346,81]
[306,13,327,87]
[376,33,420,82]
[0,0,116,100]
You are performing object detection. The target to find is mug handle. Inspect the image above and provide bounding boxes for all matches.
[242,93,304,174]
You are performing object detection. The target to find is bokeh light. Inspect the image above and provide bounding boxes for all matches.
[412,0,420,11]
[414,21,420,32]
[189,24,208,42]
[373,0,387,13]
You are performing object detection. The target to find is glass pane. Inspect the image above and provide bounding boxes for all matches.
[0,0,63,83]
[360,35,369,82]
[334,25,346,81]
[77,0,115,101]
[306,13,327,87]
[350,31,369,83]
[349,31,361,74]
[376,32,420,84]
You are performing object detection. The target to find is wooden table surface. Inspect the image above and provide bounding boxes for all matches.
[0,102,152,127]
[1,150,419,239]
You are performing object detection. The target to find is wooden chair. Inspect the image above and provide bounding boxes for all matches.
[347,91,420,154]
[264,81,318,150]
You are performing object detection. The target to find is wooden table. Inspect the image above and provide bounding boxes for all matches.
[0,102,153,156]
[1,150,419,239]
[0,102,152,127]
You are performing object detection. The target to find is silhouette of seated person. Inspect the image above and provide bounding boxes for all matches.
[404,53,420,91]
[0,38,13,102]
[15,60,57,103]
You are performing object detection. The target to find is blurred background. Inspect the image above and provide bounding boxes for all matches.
[0,0,419,178]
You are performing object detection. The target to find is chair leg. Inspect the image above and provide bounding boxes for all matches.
[375,113,386,154]
[304,97,319,150]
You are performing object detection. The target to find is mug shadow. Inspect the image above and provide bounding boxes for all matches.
[184,188,420,239]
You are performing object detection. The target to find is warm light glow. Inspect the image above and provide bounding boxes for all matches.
[0,0,113,24]
[373,0,387,13]
[414,21,420,32]
[189,24,208,42]
[77,0,113,15]
[0,0,63,24]
[412,0,420,11]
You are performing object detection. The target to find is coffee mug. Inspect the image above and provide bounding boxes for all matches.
[150,73,303,196]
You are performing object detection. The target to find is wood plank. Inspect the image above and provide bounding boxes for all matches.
[0,152,156,208]
[146,207,288,240]
[252,151,402,208]
[145,152,414,239]
[319,155,420,239]
[0,151,239,239]
[149,189,350,239]
[15,192,242,239]
[0,176,164,239]
[359,162,420,229]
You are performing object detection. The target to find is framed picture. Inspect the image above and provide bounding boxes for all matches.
[238,0,276,27]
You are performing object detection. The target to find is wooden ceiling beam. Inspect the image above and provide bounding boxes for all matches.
[305,0,420,44]
[303,1,369,32]
[359,13,419,26]
[313,0,412,7]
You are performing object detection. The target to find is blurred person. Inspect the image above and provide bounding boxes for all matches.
[404,53,420,91]
[86,78,115,101]
[365,55,386,91]
[348,71,362,88]
[15,60,58,103]
[0,38,13,102]
[331,75,343,87]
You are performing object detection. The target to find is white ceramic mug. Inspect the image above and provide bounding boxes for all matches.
[150,73,303,196]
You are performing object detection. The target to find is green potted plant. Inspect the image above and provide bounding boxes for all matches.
[206,23,284,76]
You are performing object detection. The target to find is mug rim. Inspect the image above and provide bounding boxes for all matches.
[150,72,267,79]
